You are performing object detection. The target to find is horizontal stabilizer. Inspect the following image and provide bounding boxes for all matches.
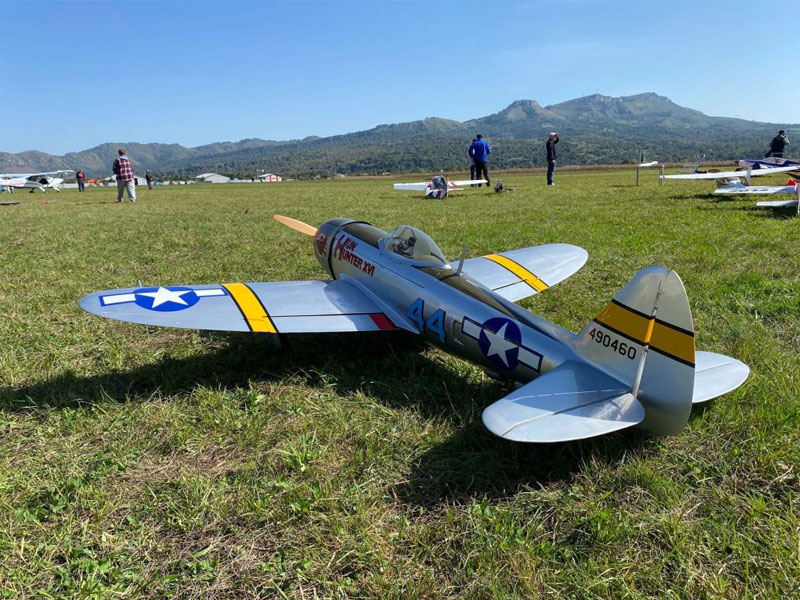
[693,351,750,404]
[482,361,643,443]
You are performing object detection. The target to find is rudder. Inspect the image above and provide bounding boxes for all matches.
[573,266,695,435]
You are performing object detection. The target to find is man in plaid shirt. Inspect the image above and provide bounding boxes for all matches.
[112,149,136,202]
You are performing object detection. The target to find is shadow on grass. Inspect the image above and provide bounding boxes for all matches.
[2,331,667,504]
[0,332,459,413]
[393,419,657,507]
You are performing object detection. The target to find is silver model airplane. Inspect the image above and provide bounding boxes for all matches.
[0,170,73,193]
[79,215,749,443]
[394,175,488,199]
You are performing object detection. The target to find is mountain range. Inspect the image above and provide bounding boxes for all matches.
[1,93,795,177]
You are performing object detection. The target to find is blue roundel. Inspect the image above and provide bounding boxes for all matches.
[133,286,199,312]
[478,317,522,370]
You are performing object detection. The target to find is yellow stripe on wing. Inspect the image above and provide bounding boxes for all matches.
[484,254,548,292]
[223,283,277,333]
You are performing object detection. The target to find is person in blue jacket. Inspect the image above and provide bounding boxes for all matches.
[469,134,491,187]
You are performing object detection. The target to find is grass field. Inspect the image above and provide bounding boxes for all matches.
[1,170,798,599]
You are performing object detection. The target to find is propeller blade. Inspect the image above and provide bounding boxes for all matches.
[273,215,317,237]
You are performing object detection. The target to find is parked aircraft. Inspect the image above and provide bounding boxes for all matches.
[79,214,749,443]
[661,164,799,193]
[0,170,72,193]
[393,175,488,199]
[738,157,800,172]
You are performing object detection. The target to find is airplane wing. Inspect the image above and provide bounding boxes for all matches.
[449,179,487,187]
[393,183,429,191]
[663,165,799,180]
[0,170,71,178]
[79,279,398,333]
[482,360,643,442]
[452,244,588,302]
[756,198,799,207]
[714,185,797,195]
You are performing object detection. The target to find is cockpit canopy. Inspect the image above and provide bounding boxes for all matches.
[379,225,450,267]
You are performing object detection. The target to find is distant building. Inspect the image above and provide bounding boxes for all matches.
[257,173,283,182]
[104,174,149,186]
[195,173,230,183]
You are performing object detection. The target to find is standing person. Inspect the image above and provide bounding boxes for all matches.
[76,169,85,192]
[469,134,491,187]
[468,138,477,183]
[546,132,559,186]
[765,130,789,158]
[145,170,154,189]
[112,149,136,203]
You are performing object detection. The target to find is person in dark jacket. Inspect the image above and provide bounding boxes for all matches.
[546,132,559,186]
[765,130,789,158]
[468,138,477,183]
[76,169,85,192]
[469,134,491,187]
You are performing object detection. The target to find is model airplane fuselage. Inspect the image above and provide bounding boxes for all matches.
[80,216,750,443]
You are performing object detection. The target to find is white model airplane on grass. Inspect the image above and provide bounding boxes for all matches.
[661,165,799,194]
[394,175,488,199]
[0,170,73,193]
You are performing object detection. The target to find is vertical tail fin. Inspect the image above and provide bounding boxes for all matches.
[573,266,695,435]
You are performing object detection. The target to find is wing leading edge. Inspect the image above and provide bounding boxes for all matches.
[454,244,588,302]
[79,279,398,334]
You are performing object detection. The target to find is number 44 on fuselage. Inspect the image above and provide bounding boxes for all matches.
[79,215,750,443]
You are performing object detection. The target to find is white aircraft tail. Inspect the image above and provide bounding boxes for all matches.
[573,266,696,435]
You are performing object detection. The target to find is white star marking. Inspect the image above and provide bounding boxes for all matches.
[138,287,191,307]
[483,323,517,367]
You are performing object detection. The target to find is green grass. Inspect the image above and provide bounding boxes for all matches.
[1,170,798,599]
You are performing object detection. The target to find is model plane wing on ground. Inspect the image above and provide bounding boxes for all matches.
[453,244,589,302]
[79,280,398,334]
[713,183,797,195]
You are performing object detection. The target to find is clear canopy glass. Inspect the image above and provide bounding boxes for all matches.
[380,225,449,267]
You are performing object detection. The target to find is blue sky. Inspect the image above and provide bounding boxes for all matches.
[1,0,798,155]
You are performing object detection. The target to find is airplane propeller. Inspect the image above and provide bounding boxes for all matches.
[273,214,317,236]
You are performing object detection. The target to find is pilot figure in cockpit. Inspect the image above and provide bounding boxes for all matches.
[395,235,417,258]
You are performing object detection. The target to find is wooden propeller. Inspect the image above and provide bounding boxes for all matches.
[273,214,317,236]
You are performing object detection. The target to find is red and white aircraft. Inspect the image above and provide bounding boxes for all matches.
[394,175,488,199]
